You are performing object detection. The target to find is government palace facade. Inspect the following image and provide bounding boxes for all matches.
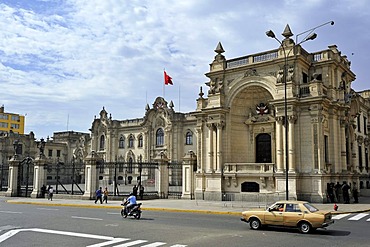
[2,25,370,202]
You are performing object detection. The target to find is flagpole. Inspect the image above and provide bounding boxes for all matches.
[163,68,165,98]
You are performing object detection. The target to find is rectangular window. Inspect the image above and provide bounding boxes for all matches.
[302,72,308,83]
[11,115,20,121]
[357,115,361,132]
[56,150,61,157]
[364,116,367,135]
[365,148,369,171]
[48,149,53,157]
[0,114,8,120]
[359,145,363,169]
[324,135,329,163]
[11,124,20,129]
[0,122,8,128]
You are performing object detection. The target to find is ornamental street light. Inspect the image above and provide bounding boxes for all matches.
[266,21,334,200]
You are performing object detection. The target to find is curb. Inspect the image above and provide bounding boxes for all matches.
[6,200,370,216]
[6,200,241,216]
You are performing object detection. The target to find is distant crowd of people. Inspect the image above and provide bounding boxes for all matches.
[93,184,145,204]
[327,181,359,204]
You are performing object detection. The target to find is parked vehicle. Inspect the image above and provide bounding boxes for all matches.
[241,200,334,233]
[121,200,142,219]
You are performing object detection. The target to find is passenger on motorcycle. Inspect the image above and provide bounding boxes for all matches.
[125,193,137,214]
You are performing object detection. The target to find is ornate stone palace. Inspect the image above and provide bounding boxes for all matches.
[2,25,370,202]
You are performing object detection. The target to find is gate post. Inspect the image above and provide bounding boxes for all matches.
[5,156,20,197]
[182,151,197,199]
[154,152,169,199]
[82,151,98,200]
[30,156,47,198]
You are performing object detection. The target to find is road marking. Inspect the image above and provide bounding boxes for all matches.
[71,216,103,221]
[367,218,370,222]
[86,238,130,247]
[37,208,59,211]
[348,213,369,221]
[107,212,120,215]
[114,240,148,246]
[0,211,22,214]
[0,228,187,246]
[332,213,350,220]
[141,242,166,247]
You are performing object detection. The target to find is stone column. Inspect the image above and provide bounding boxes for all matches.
[154,152,169,199]
[82,151,99,200]
[182,151,197,199]
[288,115,297,172]
[215,122,224,172]
[5,156,20,197]
[340,118,347,172]
[275,117,284,172]
[207,123,214,172]
[30,156,48,198]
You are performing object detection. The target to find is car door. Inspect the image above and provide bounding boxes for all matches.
[265,203,284,226]
[283,203,303,227]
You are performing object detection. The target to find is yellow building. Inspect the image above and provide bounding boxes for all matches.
[0,105,25,135]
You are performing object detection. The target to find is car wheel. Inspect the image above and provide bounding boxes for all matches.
[299,221,312,234]
[249,218,261,230]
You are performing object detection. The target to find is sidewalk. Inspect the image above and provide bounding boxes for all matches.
[4,196,370,215]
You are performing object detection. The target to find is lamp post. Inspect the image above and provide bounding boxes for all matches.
[266,22,334,200]
[139,154,143,188]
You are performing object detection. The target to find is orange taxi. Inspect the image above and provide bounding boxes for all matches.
[241,200,334,233]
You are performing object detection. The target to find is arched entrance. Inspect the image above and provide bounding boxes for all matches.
[256,133,271,163]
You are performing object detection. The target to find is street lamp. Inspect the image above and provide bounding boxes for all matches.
[266,22,334,200]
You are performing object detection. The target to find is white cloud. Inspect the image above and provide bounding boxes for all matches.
[0,0,369,138]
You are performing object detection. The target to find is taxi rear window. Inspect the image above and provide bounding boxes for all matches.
[303,203,319,212]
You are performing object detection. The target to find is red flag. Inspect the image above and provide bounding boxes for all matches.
[164,71,173,85]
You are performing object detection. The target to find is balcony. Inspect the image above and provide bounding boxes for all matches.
[223,163,275,177]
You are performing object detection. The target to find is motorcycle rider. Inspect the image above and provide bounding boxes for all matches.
[125,193,137,215]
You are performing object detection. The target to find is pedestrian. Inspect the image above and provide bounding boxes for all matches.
[352,182,359,203]
[95,187,103,204]
[47,185,51,200]
[48,186,54,201]
[334,182,341,203]
[103,187,109,203]
[327,183,335,203]
[41,184,46,198]
[342,181,350,204]
[132,185,138,197]
[139,186,144,200]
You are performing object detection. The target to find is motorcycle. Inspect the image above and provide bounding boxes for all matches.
[121,200,142,219]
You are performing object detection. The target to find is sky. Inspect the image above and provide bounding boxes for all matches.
[1,0,369,140]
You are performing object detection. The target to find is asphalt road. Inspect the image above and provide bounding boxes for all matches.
[0,198,369,247]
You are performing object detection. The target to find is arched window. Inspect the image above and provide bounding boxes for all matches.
[138,135,143,148]
[128,135,134,148]
[156,128,164,146]
[128,157,133,173]
[119,136,125,148]
[99,135,105,151]
[185,131,193,145]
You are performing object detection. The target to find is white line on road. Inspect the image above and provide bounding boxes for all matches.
[71,216,103,221]
[86,238,130,247]
[114,239,148,247]
[37,208,59,211]
[107,212,120,215]
[141,242,167,247]
[348,213,369,221]
[0,211,23,214]
[331,213,350,220]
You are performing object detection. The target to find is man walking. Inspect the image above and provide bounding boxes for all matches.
[95,187,103,204]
